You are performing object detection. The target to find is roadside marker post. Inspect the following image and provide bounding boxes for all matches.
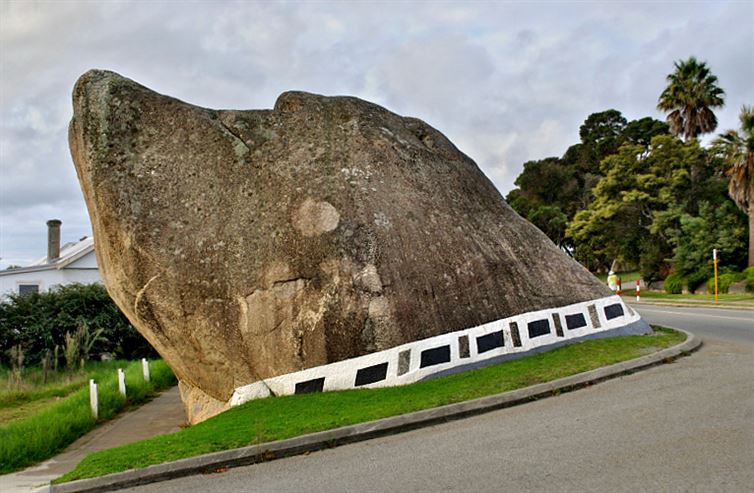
[636,280,640,302]
[713,249,719,304]
[118,368,127,397]
[142,358,150,382]
[89,379,98,419]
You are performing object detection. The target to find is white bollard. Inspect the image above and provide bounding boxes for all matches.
[89,379,98,419]
[118,368,127,397]
[636,279,641,302]
[142,358,150,382]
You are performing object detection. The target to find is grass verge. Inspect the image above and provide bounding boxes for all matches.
[0,360,176,474]
[595,271,641,283]
[624,291,754,303]
[0,360,143,425]
[57,327,685,483]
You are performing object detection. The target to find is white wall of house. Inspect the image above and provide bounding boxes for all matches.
[0,249,101,298]
[67,251,98,269]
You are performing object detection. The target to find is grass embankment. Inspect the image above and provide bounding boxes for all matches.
[0,360,135,425]
[58,327,685,483]
[0,360,175,474]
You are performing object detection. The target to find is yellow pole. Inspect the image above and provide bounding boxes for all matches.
[713,249,719,304]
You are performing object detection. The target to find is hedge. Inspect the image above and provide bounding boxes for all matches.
[0,283,155,367]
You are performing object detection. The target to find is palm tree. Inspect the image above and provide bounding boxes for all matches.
[657,57,725,140]
[713,105,754,266]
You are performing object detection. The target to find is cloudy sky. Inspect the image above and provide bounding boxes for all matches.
[1,0,752,268]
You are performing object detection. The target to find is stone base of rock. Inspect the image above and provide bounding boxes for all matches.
[178,381,230,425]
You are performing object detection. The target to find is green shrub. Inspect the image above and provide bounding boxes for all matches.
[0,283,155,367]
[686,268,711,293]
[664,272,685,294]
[744,266,754,292]
[706,272,743,294]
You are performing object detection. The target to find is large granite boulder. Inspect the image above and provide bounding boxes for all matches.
[69,70,626,423]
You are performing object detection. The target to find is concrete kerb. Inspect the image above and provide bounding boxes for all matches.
[50,329,702,493]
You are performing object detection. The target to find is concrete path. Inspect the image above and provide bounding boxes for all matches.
[0,387,185,493]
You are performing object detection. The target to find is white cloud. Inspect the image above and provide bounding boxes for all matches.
[1,0,752,267]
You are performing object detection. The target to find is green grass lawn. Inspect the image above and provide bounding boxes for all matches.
[57,327,685,483]
[0,360,176,474]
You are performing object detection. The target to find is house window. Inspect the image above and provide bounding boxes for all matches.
[18,284,39,295]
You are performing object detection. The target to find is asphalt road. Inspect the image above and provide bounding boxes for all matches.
[125,306,754,493]
[633,304,753,345]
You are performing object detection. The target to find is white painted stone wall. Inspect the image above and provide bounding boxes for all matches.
[231,294,642,406]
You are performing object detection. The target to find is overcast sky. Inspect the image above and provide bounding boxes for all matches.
[1,0,752,268]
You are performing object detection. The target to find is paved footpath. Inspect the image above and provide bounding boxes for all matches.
[0,387,185,493]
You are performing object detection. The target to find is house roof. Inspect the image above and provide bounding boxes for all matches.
[0,237,96,276]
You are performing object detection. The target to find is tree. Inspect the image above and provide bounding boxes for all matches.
[657,56,725,140]
[712,105,754,266]
[623,117,670,149]
[561,111,668,210]
[508,110,670,259]
[506,157,577,249]
[673,201,748,286]
[568,142,657,272]
[567,135,723,278]
[577,109,628,171]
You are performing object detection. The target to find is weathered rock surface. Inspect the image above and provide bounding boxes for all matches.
[69,70,612,422]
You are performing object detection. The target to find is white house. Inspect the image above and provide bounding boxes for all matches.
[0,220,101,298]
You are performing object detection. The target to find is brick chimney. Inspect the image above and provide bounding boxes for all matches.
[47,219,62,262]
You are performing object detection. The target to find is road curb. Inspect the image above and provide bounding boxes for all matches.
[50,329,701,493]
